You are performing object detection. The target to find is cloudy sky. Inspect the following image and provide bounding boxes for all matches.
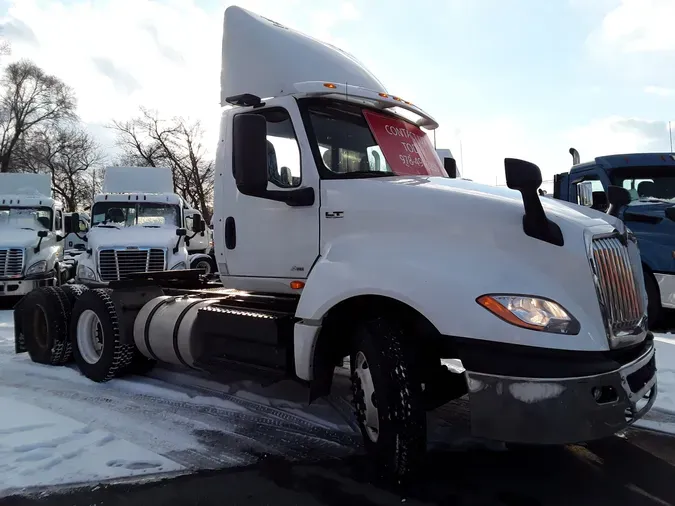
[0,0,673,188]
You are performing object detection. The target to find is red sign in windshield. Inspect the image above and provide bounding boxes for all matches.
[363,110,446,177]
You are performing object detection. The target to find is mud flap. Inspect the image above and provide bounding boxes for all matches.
[13,296,26,354]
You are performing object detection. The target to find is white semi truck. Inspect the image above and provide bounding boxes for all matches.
[67,166,202,286]
[15,6,657,479]
[0,173,71,297]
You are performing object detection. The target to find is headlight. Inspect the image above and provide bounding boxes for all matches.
[26,261,47,275]
[477,294,580,335]
[77,265,97,280]
[171,262,186,270]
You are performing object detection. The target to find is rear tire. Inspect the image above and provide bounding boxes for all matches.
[21,287,72,365]
[350,317,427,481]
[70,288,134,382]
[61,284,89,307]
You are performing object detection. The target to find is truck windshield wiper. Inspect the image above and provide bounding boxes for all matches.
[638,198,675,204]
[339,171,395,179]
[20,227,35,231]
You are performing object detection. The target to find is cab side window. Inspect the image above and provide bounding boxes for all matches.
[259,108,301,189]
[55,210,63,230]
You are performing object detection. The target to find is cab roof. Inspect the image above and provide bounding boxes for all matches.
[573,153,675,171]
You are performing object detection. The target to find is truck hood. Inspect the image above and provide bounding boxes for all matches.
[86,226,179,251]
[623,200,675,221]
[0,228,41,249]
[326,176,621,232]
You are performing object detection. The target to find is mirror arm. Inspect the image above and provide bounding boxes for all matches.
[74,232,88,242]
[173,236,182,255]
[34,237,43,254]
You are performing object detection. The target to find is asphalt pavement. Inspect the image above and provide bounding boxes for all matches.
[5,427,675,506]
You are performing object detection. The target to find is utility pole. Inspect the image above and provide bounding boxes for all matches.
[670,121,673,153]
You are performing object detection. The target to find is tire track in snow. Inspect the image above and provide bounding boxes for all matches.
[0,360,361,470]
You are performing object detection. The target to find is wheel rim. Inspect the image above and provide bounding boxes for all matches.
[195,260,211,274]
[77,309,104,364]
[354,351,379,443]
[32,305,49,349]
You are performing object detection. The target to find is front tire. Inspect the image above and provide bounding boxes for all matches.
[350,317,427,481]
[70,288,135,382]
[190,256,217,275]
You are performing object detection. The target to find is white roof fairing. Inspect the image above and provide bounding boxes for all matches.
[102,166,174,194]
[220,6,387,105]
[0,173,52,198]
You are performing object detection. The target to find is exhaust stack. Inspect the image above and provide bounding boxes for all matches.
[569,147,580,165]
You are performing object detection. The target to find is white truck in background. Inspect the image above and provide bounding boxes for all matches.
[184,208,217,274]
[0,173,71,297]
[16,5,657,480]
[67,166,203,286]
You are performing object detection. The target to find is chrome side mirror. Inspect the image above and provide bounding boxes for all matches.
[577,181,594,207]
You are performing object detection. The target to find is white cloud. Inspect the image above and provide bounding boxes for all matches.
[595,0,675,53]
[645,85,675,97]
[433,118,559,187]
[0,0,362,154]
[563,116,671,162]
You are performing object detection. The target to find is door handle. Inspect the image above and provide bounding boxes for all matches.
[225,217,236,250]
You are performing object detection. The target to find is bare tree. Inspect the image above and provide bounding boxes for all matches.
[109,107,214,222]
[14,124,104,211]
[0,59,77,172]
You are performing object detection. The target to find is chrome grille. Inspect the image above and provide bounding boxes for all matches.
[590,236,644,338]
[98,248,166,282]
[0,248,24,278]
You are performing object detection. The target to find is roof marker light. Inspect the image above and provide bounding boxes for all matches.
[323,83,337,89]
[378,92,388,98]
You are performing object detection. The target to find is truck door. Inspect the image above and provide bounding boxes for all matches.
[218,104,320,280]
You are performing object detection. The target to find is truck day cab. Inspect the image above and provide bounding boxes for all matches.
[554,149,675,328]
[15,6,658,478]
[69,166,203,287]
[0,173,70,297]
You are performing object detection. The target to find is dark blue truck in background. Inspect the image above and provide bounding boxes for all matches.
[553,149,675,328]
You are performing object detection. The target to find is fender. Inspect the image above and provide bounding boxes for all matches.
[188,253,212,265]
[297,223,620,354]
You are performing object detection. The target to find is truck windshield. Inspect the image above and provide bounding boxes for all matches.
[302,99,447,178]
[0,206,53,231]
[612,167,675,202]
[91,202,181,228]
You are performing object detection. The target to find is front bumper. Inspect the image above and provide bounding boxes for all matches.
[0,275,54,297]
[654,272,675,309]
[464,342,657,445]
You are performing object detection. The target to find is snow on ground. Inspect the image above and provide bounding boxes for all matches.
[0,309,360,497]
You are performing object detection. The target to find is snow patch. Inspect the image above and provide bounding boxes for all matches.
[508,382,566,403]
[0,399,183,497]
